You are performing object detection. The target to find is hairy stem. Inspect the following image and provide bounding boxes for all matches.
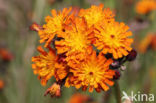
[102,90,112,103]
[114,81,121,103]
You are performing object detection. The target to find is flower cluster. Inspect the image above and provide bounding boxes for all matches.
[135,0,156,15]
[30,4,135,97]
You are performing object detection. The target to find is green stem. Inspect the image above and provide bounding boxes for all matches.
[102,90,112,103]
[114,81,121,103]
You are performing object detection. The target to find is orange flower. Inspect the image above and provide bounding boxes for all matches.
[32,46,67,86]
[69,94,92,103]
[0,80,4,89]
[31,7,74,47]
[55,17,93,62]
[31,4,136,96]
[44,83,61,97]
[94,21,133,59]
[136,0,156,15]
[32,46,56,86]
[54,62,69,81]
[0,48,13,61]
[66,51,115,92]
[139,33,156,53]
[79,4,115,27]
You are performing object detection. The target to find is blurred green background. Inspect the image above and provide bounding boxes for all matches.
[0,0,156,103]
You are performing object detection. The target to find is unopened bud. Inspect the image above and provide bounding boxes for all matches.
[44,83,61,97]
[126,49,137,61]
[113,70,121,80]
[29,22,42,32]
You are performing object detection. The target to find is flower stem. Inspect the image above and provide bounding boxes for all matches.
[114,81,121,103]
[102,90,112,103]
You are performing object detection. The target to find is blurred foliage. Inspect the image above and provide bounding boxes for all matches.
[0,0,156,103]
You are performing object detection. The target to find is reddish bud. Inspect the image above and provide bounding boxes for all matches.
[29,22,42,32]
[113,70,121,80]
[126,49,137,61]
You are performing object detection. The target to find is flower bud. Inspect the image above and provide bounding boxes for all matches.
[29,22,42,32]
[44,83,61,97]
[113,70,121,80]
[126,49,137,61]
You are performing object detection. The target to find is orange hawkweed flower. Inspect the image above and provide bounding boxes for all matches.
[94,21,133,59]
[55,17,93,61]
[32,46,56,86]
[139,33,156,53]
[54,62,69,81]
[35,7,74,47]
[136,0,156,15]
[67,51,115,92]
[32,46,67,86]
[79,4,115,27]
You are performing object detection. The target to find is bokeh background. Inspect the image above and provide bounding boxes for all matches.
[0,0,156,103]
